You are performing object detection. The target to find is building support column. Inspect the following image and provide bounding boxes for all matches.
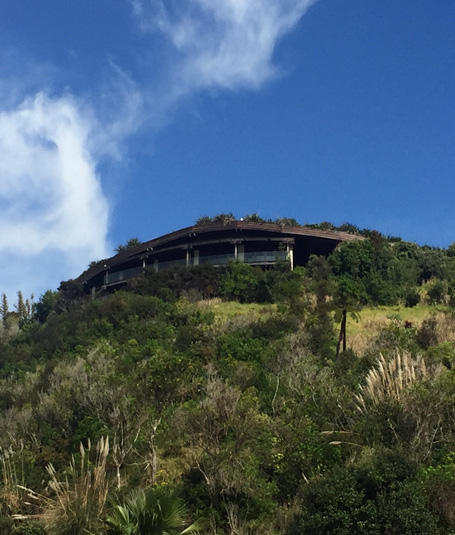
[287,244,294,271]
[154,259,158,272]
[194,250,199,266]
[238,244,245,262]
[234,244,238,259]
[186,249,190,267]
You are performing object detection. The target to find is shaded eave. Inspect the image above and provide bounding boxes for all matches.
[79,221,362,283]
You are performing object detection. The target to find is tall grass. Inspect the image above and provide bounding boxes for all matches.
[355,351,441,412]
[0,441,26,514]
[18,437,110,535]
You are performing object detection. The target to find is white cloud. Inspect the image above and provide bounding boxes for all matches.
[133,0,316,91]
[0,93,110,299]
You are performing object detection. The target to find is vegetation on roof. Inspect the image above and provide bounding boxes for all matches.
[114,237,142,254]
[195,213,393,237]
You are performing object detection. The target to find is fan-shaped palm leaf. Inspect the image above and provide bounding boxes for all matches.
[106,487,206,535]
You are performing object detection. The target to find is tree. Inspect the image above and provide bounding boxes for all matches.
[336,222,360,234]
[306,256,335,359]
[427,280,447,305]
[289,450,439,535]
[15,291,31,327]
[243,213,266,223]
[305,221,335,230]
[275,217,300,227]
[1,293,8,326]
[115,238,141,254]
[34,290,60,324]
[329,239,397,305]
[195,215,213,225]
[212,213,236,224]
[219,262,259,303]
[333,276,363,358]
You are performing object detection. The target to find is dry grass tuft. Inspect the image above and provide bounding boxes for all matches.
[435,312,455,344]
[0,441,26,514]
[196,297,222,308]
[16,437,110,535]
[355,351,442,413]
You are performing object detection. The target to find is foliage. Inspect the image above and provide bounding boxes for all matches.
[274,217,300,227]
[19,438,110,535]
[421,452,455,528]
[4,224,455,532]
[14,520,46,535]
[405,289,420,308]
[195,216,213,225]
[106,486,205,535]
[129,264,221,302]
[219,262,260,303]
[416,316,439,349]
[115,238,141,254]
[1,294,8,326]
[288,449,439,535]
[427,280,447,305]
[243,213,266,223]
[34,291,60,324]
[354,352,440,412]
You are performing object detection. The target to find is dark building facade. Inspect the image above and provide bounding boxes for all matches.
[80,220,360,291]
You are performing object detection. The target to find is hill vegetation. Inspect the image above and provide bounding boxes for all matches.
[3,228,455,534]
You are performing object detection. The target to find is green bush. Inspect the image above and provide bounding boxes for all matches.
[288,450,440,535]
[14,521,46,535]
[405,289,421,307]
[427,280,447,305]
[219,262,260,303]
[416,316,438,349]
[0,517,13,535]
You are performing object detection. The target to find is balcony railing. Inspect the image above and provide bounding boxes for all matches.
[199,250,287,266]
[243,250,287,263]
[199,253,235,266]
[105,250,289,284]
[107,266,144,284]
[156,258,187,270]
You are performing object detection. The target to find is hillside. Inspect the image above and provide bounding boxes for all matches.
[2,234,455,534]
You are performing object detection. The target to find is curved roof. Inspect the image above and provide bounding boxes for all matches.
[80,220,361,285]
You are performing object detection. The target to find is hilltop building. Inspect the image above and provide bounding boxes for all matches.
[80,220,360,292]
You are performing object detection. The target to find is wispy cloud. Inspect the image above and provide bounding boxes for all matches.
[133,0,316,92]
[0,93,109,299]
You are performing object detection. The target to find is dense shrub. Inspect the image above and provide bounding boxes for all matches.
[219,262,260,303]
[288,450,439,535]
[416,316,439,349]
[427,280,447,305]
[405,289,421,307]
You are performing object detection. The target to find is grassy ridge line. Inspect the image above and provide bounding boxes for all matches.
[347,304,450,353]
[206,300,441,332]
[205,300,451,355]
[198,298,276,322]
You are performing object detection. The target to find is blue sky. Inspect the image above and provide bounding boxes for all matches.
[0,0,454,300]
